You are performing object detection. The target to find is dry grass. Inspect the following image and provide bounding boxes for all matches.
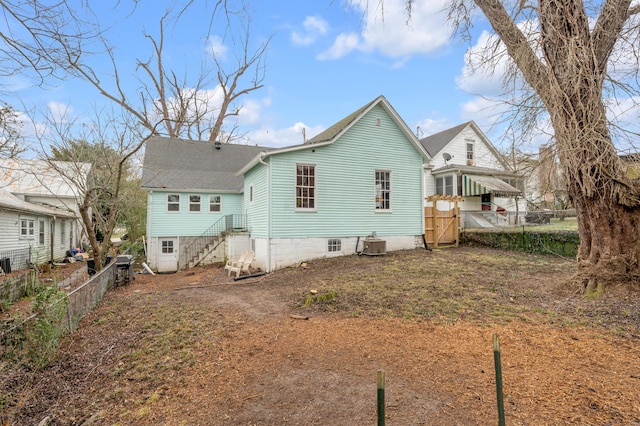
[292,247,640,335]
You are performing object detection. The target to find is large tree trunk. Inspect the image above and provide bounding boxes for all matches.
[474,0,640,292]
[553,117,640,294]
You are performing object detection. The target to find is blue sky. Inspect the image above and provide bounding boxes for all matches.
[10,1,540,153]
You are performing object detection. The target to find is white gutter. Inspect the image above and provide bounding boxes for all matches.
[258,154,272,272]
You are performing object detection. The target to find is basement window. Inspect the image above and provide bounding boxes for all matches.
[328,239,342,253]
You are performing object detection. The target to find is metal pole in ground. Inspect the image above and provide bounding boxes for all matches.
[494,333,505,426]
[377,370,385,426]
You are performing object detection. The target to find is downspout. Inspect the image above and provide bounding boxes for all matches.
[50,216,56,265]
[258,154,271,272]
[147,191,153,265]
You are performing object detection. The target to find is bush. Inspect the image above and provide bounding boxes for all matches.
[26,286,68,369]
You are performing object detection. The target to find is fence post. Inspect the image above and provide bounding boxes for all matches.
[377,370,385,426]
[493,333,505,426]
[66,302,73,333]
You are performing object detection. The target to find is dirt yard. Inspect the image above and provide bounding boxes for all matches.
[2,246,640,425]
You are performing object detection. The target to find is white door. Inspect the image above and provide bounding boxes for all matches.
[158,238,178,272]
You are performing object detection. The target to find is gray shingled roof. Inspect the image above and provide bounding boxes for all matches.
[419,121,472,157]
[141,137,269,192]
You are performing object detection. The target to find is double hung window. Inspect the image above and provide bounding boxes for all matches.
[296,164,315,209]
[375,170,391,210]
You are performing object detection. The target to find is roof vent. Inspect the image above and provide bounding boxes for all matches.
[214,141,222,150]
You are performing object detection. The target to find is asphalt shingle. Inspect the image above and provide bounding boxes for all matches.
[141,137,269,192]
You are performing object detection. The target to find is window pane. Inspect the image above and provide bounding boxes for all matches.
[296,164,316,209]
[209,195,221,212]
[168,194,180,211]
[445,176,454,195]
[375,171,391,210]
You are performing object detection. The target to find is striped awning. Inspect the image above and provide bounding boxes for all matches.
[462,175,521,197]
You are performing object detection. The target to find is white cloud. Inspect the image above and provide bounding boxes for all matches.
[455,30,509,96]
[47,101,74,124]
[246,122,325,148]
[206,35,228,60]
[414,118,454,137]
[317,33,360,60]
[237,96,272,126]
[291,16,330,47]
[318,0,452,61]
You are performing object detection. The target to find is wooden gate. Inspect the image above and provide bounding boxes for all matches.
[424,195,463,248]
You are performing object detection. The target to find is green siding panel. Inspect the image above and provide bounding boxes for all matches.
[148,191,243,237]
[244,163,269,238]
[267,104,424,238]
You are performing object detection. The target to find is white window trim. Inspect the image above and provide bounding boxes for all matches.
[295,163,317,212]
[39,219,45,245]
[375,169,392,212]
[161,239,174,254]
[20,218,35,240]
[188,194,202,213]
[327,238,342,255]
[209,194,222,212]
[167,193,180,213]
[466,139,475,160]
[435,174,456,196]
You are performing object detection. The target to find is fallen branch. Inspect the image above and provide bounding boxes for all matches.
[290,315,309,320]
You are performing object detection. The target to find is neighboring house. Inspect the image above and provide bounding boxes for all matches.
[140,137,268,272]
[0,159,90,270]
[142,95,431,272]
[622,153,640,178]
[419,121,526,228]
[524,144,569,210]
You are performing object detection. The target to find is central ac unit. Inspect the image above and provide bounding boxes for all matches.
[363,238,386,256]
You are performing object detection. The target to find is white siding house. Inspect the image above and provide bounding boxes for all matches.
[0,159,92,259]
[0,190,76,272]
[419,121,527,228]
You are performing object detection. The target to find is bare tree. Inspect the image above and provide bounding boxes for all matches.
[63,3,269,143]
[34,107,151,269]
[0,1,269,143]
[416,0,640,294]
[0,103,25,158]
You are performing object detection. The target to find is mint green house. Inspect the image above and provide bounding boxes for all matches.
[141,96,430,272]
[141,137,268,272]
[237,95,430,271]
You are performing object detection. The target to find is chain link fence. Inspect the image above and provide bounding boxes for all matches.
[0,260,117,365]
[0,247,31,274]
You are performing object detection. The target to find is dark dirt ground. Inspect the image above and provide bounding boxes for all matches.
[2,246,640,425]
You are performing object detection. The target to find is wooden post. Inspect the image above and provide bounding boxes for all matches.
[377,370,385,426]
[432,202,439,248]
[454,201,460,246]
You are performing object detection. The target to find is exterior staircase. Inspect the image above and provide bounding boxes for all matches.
[184,214,247,269]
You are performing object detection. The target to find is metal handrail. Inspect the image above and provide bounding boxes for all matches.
[183,214,247,266]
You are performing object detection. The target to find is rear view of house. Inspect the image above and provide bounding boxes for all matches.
[141,137,267,272]
[238,95,431,271]
[142,96,431,273]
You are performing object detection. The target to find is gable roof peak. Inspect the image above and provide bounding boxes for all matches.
[304,95,387,145]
